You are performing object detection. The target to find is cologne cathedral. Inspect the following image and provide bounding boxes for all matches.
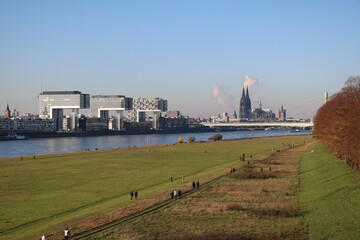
[239,86,276,120]
[239,86,252,119]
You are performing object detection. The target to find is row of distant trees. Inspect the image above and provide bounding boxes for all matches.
[313,76,360,171]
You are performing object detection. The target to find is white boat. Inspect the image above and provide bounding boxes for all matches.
[0,134,29,141]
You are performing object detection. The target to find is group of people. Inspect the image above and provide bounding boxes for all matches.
[170,189,182,198]
[229,167,236,173]
[240,153,253,161]
[130,191,138,200]
[191,181,200,189]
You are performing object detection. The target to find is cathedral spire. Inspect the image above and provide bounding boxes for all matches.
[245,86,250,99]
[242,85,245,98]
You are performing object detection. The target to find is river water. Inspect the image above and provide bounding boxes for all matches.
[0,130,311,159]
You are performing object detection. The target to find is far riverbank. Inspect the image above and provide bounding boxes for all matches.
[0,129,311,159]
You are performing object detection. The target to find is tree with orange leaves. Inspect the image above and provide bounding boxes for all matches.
[314,76,360,171]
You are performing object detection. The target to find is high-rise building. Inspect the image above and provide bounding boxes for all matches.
[38,91,90,131]
[90,95,133,118]
[239,86,252,119]
[127,97,168,130]
[90,95,133,130]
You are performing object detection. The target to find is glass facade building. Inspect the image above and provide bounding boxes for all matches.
[90,95,133,118]
[38,91,90,131]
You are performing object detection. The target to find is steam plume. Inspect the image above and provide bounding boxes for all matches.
[213,85,235,110]
[243,75,259,88]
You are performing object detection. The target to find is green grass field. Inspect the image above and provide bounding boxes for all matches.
[299,141,360,240]
[2,135,359,240]
[0,135,310,239]
[88,140,312,240]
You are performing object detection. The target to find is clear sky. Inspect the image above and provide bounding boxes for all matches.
[1,1,359,119]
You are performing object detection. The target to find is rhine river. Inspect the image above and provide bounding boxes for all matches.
[0,130,311,159]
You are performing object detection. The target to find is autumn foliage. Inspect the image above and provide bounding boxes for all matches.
[313,76,360,171]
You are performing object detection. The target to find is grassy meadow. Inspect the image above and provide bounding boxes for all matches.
[85,141,313,240]
[0,135,311,239]
[299,142,360,240]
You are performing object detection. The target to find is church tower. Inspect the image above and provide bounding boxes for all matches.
[4,104,11,118]
[239,86,252,119]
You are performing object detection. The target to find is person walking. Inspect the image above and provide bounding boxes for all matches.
[173,190,177,198]
[130,192,133,200]
[196,181,200,189]
[192,181,196,189]
[178,190,182,198]
[134,191,138,199]
[170,190,174,199]
[41,234,46,240]
[64,227,70,240]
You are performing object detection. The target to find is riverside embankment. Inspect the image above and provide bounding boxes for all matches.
[0,135,311,239]
[0,129,311,158]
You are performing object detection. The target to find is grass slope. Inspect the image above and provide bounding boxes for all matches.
[299,142,360,240]
[0,135,310,239]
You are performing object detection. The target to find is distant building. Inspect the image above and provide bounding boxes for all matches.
[85,118,108,131]
[232,110,237,119]
[166,111,181,118]
[239,86,252,119]
[0,118,55,134]
[159,116,188,129]
[4,104,11,118]
[90,95,133,130]
[12,109,19,118]
[222,112,229,123]
[278,105,286,121]
[128,97,168,130]
[251,100,276,121]
[38,91,90,131]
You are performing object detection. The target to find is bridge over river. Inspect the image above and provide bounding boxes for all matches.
[196,122,313,129]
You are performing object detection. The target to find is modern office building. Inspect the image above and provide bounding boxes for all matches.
[38,91,90,131]
[128,97,168,129]
[90,95,132,130]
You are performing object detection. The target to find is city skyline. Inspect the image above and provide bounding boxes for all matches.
[1,1,359,118]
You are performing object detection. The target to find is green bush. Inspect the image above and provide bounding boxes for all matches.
[187,136,196,143]
[209,134,223,141]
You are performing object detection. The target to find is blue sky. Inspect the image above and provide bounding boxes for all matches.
[1,1,359,118]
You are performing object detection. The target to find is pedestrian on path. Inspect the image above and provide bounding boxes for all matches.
[64,227,70,240]
[130,192,133,200]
